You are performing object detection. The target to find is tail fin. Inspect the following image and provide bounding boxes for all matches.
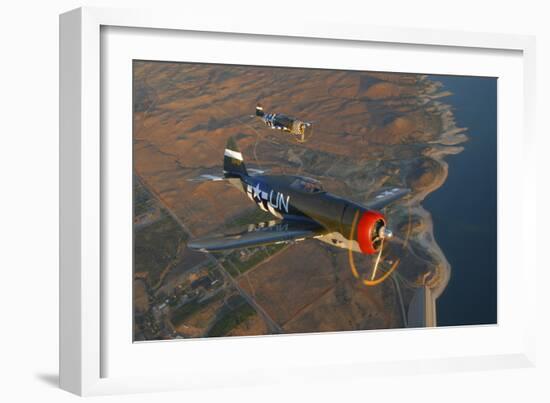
[223,137,248,178]
[255,104,265,117]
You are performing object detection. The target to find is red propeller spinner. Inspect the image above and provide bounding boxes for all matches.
[356,210,393,254]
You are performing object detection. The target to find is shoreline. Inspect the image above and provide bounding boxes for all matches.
[132,65,479,338]
[407,81,469,300]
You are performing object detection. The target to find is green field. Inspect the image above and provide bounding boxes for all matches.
[171,291,226,326]
[134,179,188,288]
[207,302,257,337]
[134,178,156,217]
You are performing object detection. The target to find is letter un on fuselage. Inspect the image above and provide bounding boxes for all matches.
[246,183,290,218]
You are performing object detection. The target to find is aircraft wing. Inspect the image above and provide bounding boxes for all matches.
[187,219,326,252]
[365,187,410,211]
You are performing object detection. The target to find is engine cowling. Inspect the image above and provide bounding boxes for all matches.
[356,210,386,255]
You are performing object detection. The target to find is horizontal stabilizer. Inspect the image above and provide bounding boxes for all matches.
[187,174,225,182]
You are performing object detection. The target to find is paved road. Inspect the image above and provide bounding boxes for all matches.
[389,274,408,327]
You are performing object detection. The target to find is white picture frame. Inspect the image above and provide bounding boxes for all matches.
[59,6,537,396]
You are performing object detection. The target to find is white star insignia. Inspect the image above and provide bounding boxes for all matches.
[252,183,262,200]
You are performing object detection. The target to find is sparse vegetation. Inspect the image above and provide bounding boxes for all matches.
[170,300,203,326]
[208,302,257,337]
[133,61,467,340]
[134,209,188,287]
[171,291,225,326]
[134,178,156,217]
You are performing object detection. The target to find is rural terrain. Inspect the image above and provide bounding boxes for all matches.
[132,61,467,340]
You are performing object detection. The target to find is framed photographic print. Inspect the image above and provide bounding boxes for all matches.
[60,7,537,396]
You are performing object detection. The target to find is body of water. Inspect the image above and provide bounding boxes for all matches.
[425,75,497,326]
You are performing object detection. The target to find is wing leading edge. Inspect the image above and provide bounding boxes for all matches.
[365,187,410,211]
[187,219,326,252]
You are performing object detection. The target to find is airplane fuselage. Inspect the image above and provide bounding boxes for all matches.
[236,174,384,253]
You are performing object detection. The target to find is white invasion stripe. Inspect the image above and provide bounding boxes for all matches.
[267,202,283,219]
[224,149,243,161]
[246,190,254,201]
[257,201,269,212]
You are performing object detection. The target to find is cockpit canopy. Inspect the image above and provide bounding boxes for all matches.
[290,177,325,193]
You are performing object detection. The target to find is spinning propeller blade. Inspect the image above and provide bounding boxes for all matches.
[371,238,384,280]
[348,210,401,286]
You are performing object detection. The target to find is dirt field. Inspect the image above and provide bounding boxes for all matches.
[133,61,466,339]
[237,241,337,325]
